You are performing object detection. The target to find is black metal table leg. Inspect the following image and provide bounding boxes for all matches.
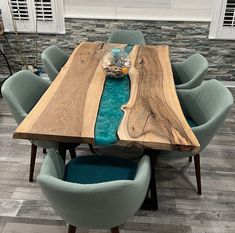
[141,150,158,211]
[89,144,96,154]
[58,143,80,162]
[58,143,67,162]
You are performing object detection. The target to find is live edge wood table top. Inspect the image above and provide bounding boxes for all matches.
[13,42,200,153]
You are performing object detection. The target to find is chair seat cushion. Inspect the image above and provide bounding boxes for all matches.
[187,118,197,127]
[64,155,137,184]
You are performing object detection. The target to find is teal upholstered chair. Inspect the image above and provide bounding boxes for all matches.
[172,54,208,89]
[1,70,76,182]
[158,80,233,194]
[38,149,151,233]
[107,29,146,45]
[41,45,69,82]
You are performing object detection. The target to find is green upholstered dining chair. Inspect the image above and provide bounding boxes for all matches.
[38,149,151,233]
[41,45,69,82]
[172,53,208,89]
[107,29,146,45]
[158,79,233,194]
[1,70,76,182]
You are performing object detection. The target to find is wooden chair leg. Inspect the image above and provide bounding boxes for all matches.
[189,156,192,162]
[29,144,37,182]
[194,154,202,195]
[111,226,120,233]
[68,224,76,233]
[43,148,47,154]
[69,148,76,159]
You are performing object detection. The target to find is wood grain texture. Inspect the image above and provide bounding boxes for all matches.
[13,42,199,152]
[13,42,123,144]
[118,45,200,152]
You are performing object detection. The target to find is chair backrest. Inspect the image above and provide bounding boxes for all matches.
[38,149,151,229]
[178,79,234,151]
[173,53,208,85]
[41,45,69,82]
[1,70,50,125]
[107,29,146,45]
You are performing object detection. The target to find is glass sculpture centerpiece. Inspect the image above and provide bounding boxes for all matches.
[102,48,131,78]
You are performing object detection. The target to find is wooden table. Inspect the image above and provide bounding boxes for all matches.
[13,42,199,152]
[13,41,200,210]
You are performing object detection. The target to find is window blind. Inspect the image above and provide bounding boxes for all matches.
[35,0,53,22]
[10,0,29,21]
[223,0,235,26]
[2,0,64,33]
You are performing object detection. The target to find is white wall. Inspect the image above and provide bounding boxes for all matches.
[64,0,215,22]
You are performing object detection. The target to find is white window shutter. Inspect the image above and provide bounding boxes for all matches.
[218,0,235,39]
[5,0,34,32]
[210,0,235,40]
[223,0,235,26]
[35,0,53,22]
[10,0,29,20]
[35,0,65,34]
[1,0,64,34]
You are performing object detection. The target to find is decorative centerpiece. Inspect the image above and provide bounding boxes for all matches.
[102,48,131,78]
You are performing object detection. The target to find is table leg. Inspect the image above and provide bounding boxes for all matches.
[58,143,67,162]
[141,150,158,210]
[89,144,96,154]
[58,143,80,162]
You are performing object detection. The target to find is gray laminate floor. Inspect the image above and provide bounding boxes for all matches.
[0,97,235,233]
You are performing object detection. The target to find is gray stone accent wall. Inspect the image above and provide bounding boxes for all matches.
[0,18,235,81]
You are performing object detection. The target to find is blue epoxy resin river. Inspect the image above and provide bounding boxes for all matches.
[94,75,130,145]
[94,45,133,145]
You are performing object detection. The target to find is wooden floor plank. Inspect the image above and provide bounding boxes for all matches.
[0,222,6,233]
[1,223,67,233]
